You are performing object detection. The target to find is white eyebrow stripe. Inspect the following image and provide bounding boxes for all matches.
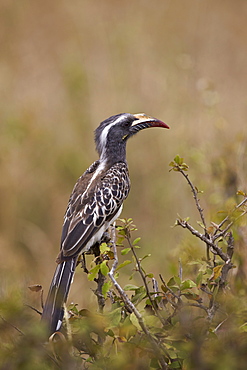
[99,115,127,157]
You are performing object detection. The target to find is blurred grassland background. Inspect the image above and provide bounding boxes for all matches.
[0,0,247,315]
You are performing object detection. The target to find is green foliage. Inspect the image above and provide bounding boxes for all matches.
[2,159,247,370]
[169,155,189,172]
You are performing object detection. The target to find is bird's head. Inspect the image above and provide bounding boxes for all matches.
[95,113,169,163]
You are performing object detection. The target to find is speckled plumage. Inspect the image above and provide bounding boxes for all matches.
[58,161,130,262]
[41,113,169,336]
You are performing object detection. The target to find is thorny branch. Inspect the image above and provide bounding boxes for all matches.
[125,232,167,326]
[177,168,207,228]
[108,224,168,369]
[171,158,247,327]
[176,219,231,263]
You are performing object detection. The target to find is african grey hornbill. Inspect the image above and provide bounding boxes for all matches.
[41,113,169,335]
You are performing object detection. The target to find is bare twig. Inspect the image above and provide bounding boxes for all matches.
[177,168,207,228]
[178,259,183,280]
[184,303,208,314]
[0,314,24,335]
[176,219,230,263]
[25,304,42,316]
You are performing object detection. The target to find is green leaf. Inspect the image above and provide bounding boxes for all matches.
[133,237,141,245]
[131,287,147,305]
[183,291,202,302]
[170,359,182,368]
[100,242,110,253]
[124,284,139,291]
[237,190,246,196]
[174,154,183,165]
[102,281,112,298]
[121,248,131,255]
[129,312,142,331]
[118,229,126,236]
[180,279,197,291]
[88,264,100,281]
[117,237,125,245]
[105,329,115,337]
[174,276,181,286]
[100,260,109,276]
[196,271,203,286]
[107,307,122,327]
[116,260,132,271]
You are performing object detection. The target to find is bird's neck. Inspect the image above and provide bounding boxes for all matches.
[100,141,127,166]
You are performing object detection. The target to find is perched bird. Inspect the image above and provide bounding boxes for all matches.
[41,113,169,335]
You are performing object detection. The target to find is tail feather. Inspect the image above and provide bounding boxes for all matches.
[41,257,78,335]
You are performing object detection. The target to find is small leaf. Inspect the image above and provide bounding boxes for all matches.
[133,237,141,245]
[100,242,110,253]
[209,264,224,281]
[167,276,179,288]
[106,251,114,260]
[100,260,109,276]
[129,312,142,331]
[180,279,197,291]
[116,260,132,271]
[107,308,122,327]
[117,237,125,245]
[105,329,115,337]
[161,284,168,293]
[237,190,246,196]
[173,276,181,287]
[196,271,204,286]
[124,284,139,291]
[174,154,183,165]
[118,230,126,236]
[88,264,100,281]
[102,281,112,298]
[121,248,131,255]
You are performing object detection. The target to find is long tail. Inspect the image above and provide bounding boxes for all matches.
[41,257,77,336]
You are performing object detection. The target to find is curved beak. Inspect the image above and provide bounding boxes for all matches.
[130,113,170,134]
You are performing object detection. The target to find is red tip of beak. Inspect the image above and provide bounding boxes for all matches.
[152,120,170,129]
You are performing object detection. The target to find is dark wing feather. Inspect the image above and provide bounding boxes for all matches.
[57,162,130,262]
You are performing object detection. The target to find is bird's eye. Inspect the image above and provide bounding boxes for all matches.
[123,118,134,127]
